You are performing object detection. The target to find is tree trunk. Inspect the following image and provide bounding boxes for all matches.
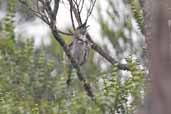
[140,0,171,114]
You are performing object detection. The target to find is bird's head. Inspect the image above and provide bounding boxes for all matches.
[76,23,89,35]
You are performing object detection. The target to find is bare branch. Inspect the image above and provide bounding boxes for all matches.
[44,1,53,19]
[68,0,76,30]
[86,34,129,70]
[78,0,82,6]
[69,0,83,25]
[51,27,94,98]
[85,0,96,24]
[19,0,130,102]
[66,0,129,70]
[58,29,73,36]
[53,0,60,19]
[21,0,94,98]
[19,0,50,25]
[79,0,84,13]
[68,0,82,25]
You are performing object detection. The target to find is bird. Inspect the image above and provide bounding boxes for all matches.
[69,24,91,65]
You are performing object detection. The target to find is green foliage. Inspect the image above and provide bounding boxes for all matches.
[128,0,144,32]
[0,0,144,113]
[2,0,17,39]
[0,39,144,114]
[97,0,144,63]
[0,40,62,113]
[95,59,144,114]
[97,3,128,46]
[97,0,138,60]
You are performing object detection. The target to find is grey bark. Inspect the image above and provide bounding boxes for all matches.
[139,0,171,114]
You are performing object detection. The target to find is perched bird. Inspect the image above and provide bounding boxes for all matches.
[69,25,91,65]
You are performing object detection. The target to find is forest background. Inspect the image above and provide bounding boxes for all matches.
[0,0,145,114]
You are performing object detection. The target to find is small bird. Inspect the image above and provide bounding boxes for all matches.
[69,25,91,65]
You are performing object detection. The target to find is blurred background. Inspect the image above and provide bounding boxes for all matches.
[0,0,145,114]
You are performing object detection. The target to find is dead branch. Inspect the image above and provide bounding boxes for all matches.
[68,0,129,70]
[68,0,76,30]
[19,0,94,99]
[86,34,129,70]
[19,0,130,99]
[19,0,130,71]
[51,26,94,98]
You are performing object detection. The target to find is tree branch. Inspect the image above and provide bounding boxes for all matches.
[58,29,73,36]
[68,0,82,25]
[53,0,60,19]
[68,0,76,30]
[51,26,94,98]
[19,0,94,99]
[69,0,129,70]
[85,0,96,23]
[86,34,129,70]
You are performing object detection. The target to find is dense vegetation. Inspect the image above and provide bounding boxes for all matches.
[0,0,144,114]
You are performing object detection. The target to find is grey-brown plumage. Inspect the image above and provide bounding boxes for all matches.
[69,27,92,65]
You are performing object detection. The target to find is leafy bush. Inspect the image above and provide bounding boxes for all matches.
[0,40,144,114]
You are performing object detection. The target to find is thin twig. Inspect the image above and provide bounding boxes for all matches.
[19,0,50,24]
[70,1,82,25]
[58,29,73,36]
[79,0,84,13]
[53,0,60,19]
[68,0,76,30]
[78,0,82,6]
[70,0,82,25]
[85,0,96,24]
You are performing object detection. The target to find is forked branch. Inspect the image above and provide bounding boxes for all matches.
[67,0,129,70]
[19,0,94,99]
[19,0,130,99]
